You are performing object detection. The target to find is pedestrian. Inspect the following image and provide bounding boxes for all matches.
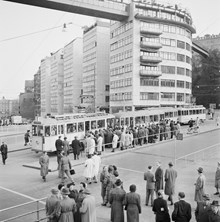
[86,135,96,155]
[155,161,163,197]
[209,200,220,222]
[152,190,170,222]
[56,187,76,222]
[112,132,119,152]
[80,189,97,222]
[83,154,95,184]
[60,151,75,185]
[172,192,191,222]
[124,184,141,222]
[57,183,65,200]
[92,152,101,183]
[63,137,70,156]
[109,179,126,222]
[39,150,49,182]
[214,162,220,196]
[24,130,30,146]
[0,141,8,165]
[144,165,155,206]
[71,136,82,160]
[45,188,60,222]
[165,162,177,205]
[194,167,206,204]
[100,166,108,205]
[55,136,63,177]
[195,194,212,222]
[97,134,103,155]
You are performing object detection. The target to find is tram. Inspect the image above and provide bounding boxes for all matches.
[31,112,115,152]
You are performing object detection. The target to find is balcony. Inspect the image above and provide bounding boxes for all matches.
[140,27,162,36]
[140,41,162,49]
[140,69,162,77]
[140,55,162,63]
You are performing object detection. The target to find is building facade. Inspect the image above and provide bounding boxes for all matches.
[34,68,41,117]
[82,21,110,113]
[40,56,51,117]
[50,49,64,115]
[63,38,83,113]
[110,1,195,113]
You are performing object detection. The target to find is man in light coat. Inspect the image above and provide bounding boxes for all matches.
[112,132,119,152]
[194,167,206,204]
[39,150,49,182]
[165,162,177,205]
[80,189,97,222]
[144,165,155,206]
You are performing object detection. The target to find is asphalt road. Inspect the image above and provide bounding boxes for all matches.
[0,125,220,222]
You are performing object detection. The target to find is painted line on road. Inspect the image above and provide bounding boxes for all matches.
[176,142,220,161]
[117,166,144,174]
[0,186,46,207]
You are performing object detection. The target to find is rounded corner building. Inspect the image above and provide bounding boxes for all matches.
[109,1,195,113]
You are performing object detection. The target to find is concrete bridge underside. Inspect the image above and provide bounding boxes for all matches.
[4,0,129,21]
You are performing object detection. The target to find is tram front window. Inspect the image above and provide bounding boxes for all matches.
[85,121,90,132]
[45,126,50,137]
[32,125,38,136]
[51,125,57,136]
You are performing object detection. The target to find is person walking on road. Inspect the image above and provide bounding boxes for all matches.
[194,167,206,205]
[24,130,31,146]
[155,161,163,197]
[172,192,192,222]
[214,162,220,196]
[39,150,49,182]
[109,179,126,222]
[124,184,141,222]
[165,162,177,205]
[80,189,97,222]
[45,188,60,222]
[0,141,8,165]
[195,194,212,222]
[152,190,170,222]
[144,165,155,206]
[71,136,82,160]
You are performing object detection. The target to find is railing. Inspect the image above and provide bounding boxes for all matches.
[0,198,47,222]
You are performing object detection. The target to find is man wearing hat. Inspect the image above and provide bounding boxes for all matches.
[80,189,97,222]
[165,162,177,205]
[195,194,212,222]
[172,192,191,222]
[209,200,220,222]
[214,162,220,196]
[45,188,59,222]
[0,141,8,165]
[144,165,155,206]
[109,179,126,222]
[194,167,206,204]
[56,187,76,221]
[71,136,82,160]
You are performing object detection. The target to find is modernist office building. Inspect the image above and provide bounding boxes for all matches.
[82,20,110,112]
[109,1,195,113]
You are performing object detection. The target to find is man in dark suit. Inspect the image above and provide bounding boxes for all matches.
[144,165,155,206]
[152,190,170,222]
[55,136,63,162]
[155,161,163,197]
[71,136,82,160]
[0,142,8,165]
[172,192,192,222]
[209,200,220,222]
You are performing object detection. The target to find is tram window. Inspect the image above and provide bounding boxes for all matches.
[91,121,97,129]
[67,123,77,133]
[78,122,84,132]
[149,115,153,122]
[135,117,140,125]
[196,110,199,114]
[38,125,43,136]
[85,121,90,131]
[45,126,50,137]
[160,114,164,121]
[51,125,57,136]
[178,111,181,116]
[97,119,105,128]
[114,118,119,128]
[189,110,193,115]
[170,112,173,117]
[165,112,169,118]
[58,125,64,134]
[121,118,125,126]
[154,115,159,122]
[130,117,134,127]
[32,125,37,136]
[141,116,145,124]
[125,117,129,126]
[145,116,150,123]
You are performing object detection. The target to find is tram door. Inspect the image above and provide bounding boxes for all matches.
[85,121,90,132]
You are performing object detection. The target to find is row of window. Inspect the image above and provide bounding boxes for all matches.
[110,35,133,51]
[110,92,132,101]
[161,65,192,76]
[83,52,96,63]
[83,63,95,73]
[110,49,132,64]
[83,85,95,93]
[110,21,133,39]
[83,74,95,83]
[140,21,191,39]
[140,66,159,71]
[140,78,191,89]
[110,78,132,89]
[110,63,133,76]
[83,41,97,53]
[140,92,190,102]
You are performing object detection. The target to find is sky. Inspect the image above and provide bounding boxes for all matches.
[0,0,220,99]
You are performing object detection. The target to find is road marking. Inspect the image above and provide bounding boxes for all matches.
[117,166,144,174]
[0,186,46,208]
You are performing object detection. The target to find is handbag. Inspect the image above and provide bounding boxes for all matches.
[70,169,75,175]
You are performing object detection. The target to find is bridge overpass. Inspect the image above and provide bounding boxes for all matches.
[4,0,129,21]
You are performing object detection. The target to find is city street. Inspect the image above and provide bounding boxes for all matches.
[0,124,220,222]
